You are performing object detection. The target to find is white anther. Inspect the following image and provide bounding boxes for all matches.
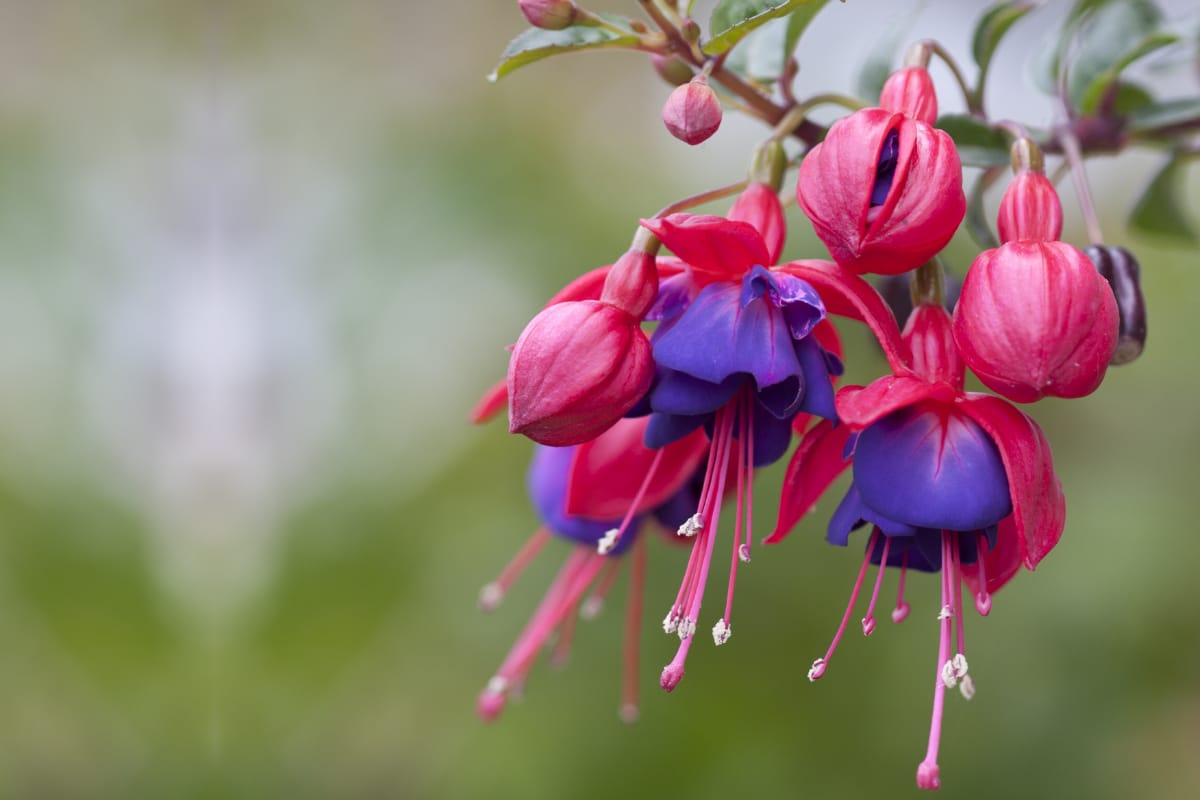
[478,583,504,612]
[937,605,952,621]
[597,528,619,555]
[807,658,827,682]
[581,596,604,620]
[951,653,969,680]
[940,660,958,688]
[712,618,731,646]
[959,675,976,700]
[662,611,680,635]
[486,676,509,695]
[677,617,696,641]
[677,514,703,538]
[738,544,752,563]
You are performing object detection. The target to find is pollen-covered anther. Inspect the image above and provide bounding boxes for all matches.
[940,660,958,689]
[478,583,504,612]
[581,596,604,620]
[951,653,969,680]
[975,590,992,616]
[937,605,952,621]
[959,674,976,700]
[891,601,911,624]
[597,528,619,555]
[676,617,697,641]
[712,618,731,646]
[807,658,827,682]
[861,616,877,636]
[662,610,680,635]
[677,513,703,538]
[738,544,752,563]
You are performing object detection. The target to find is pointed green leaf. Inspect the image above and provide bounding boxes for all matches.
[1076,31,1179,114]
[488,19,640,82]
[966,169,1002,250]
[936,114,1011,168]
[1129,157,1197,244]
[1128,97,1200,135]
[971,2,1035,72]
[704,0,829,57]
[722,1,832,81]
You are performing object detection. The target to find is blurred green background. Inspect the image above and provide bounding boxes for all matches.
[0,1,1196,797]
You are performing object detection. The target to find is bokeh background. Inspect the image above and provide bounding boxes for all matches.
[0,0,1196,797]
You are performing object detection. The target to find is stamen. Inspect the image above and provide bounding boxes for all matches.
[810,529,879,681]
[719,391,752,643]
[677,514,703,538]
[597,529,619,556]
[550,601,579,668]
[916,532,953,790]
[478,527,552,612]
[862,535,891,636]
[951,535,967,660]
[959,675,976,700]
[581,559,622,620]
[975,531,992,616]
[738,544,752,563]
[621,535,647,724]
[662,610,680,635]
[712,618,731,646]
[599,448,666,555]
[676,617,697,641]
[892,551,911,624]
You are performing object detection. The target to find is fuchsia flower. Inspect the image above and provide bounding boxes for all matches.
[953,165,1119,402]
[636,184,845,690]
[796,66,965,275]
[477,416,708,722]
[769,301,1066,790]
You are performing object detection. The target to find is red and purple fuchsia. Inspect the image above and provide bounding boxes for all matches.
[472,59,1127,791]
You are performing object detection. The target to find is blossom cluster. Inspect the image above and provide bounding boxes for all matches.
[472,58,1137,791]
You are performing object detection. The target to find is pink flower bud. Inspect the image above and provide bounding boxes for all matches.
[797,108,964,275]
[661,76,722,145]
[508,300,654,446]
[997,171,1063,243]
[902,304,963,389]
[599,248,659,318]
[879,66,938,125]
[952,240,1118,402]
[518,0,577,29]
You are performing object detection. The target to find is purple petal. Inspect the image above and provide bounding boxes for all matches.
[827,483,920,546]
[853,403,1012,532]
[644,411,707,450]
[741,266,826,339]
[647,271,695,322]
[796,338,837,420]
[749,400,796,467]
[650,369,742,417]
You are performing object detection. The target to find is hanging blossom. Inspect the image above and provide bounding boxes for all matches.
[476,415,708,722]
[768,300,1066,790]
[634,179,849,692]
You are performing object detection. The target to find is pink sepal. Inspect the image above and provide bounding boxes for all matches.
[765,419,853,544]
[727,182,786,265]
[640,214,770,281]
[836,376,956,429]
[956,393,1066,569]
[565,421,708,519]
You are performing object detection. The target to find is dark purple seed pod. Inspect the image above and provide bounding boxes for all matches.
[1084,245,1147,365]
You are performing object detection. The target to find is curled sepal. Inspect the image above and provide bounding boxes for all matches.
[565,420,708,519]
[956,393,1065,569]
[508,300,654,446]
[640,214,770,281]
[765,419,853,543]
[778,259,912,373]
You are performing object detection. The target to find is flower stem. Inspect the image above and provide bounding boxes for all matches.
[653,179,749,218]
[920,39,979,115]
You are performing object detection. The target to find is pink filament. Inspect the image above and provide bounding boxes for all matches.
[892,550,911,624]
[604,448,666,554]
[813,529,879,677]
[621,535,647,723]
[975,531,992,616]
[916,532,953,789]
[862,535,891,635]
[721,392,752,628]
[480,527,552,610]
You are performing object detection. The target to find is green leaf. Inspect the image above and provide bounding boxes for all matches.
[971,2,1034,72]
[1076,31,1178,114]
[965,170,1002,250]
[722,1,831,82]
[936,114,1011,168]
[1111,82,1155,116]
[1129,157,1197,244]
[853,4,922,102]
[704,0,828,56]
[1128,97,1200,134]
[488,18,640,82]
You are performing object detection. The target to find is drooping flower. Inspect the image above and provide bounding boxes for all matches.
[769,301,1066,790]
[796,67,965,276]
[635,188,844,691]
[477,416,708,722]
[952,153,1118,402]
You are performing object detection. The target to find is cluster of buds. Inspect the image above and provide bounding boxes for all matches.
[475,36,1147,791]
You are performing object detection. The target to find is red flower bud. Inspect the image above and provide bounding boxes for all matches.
[952,241,1118,402]
[508,300,653,446]
[902,304,963,389]
[518,0,577,30]
[879,66,938,125]
[661,76,722,145]
[600,247,659,318]
[997,171,1063,243]
[796,108,964,275]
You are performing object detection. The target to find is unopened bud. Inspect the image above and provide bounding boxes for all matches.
[518,0,577,30]
[1085,245,1147,365]
[661,75,722,146]
[650,54,694,87]
[879,66,938,125]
